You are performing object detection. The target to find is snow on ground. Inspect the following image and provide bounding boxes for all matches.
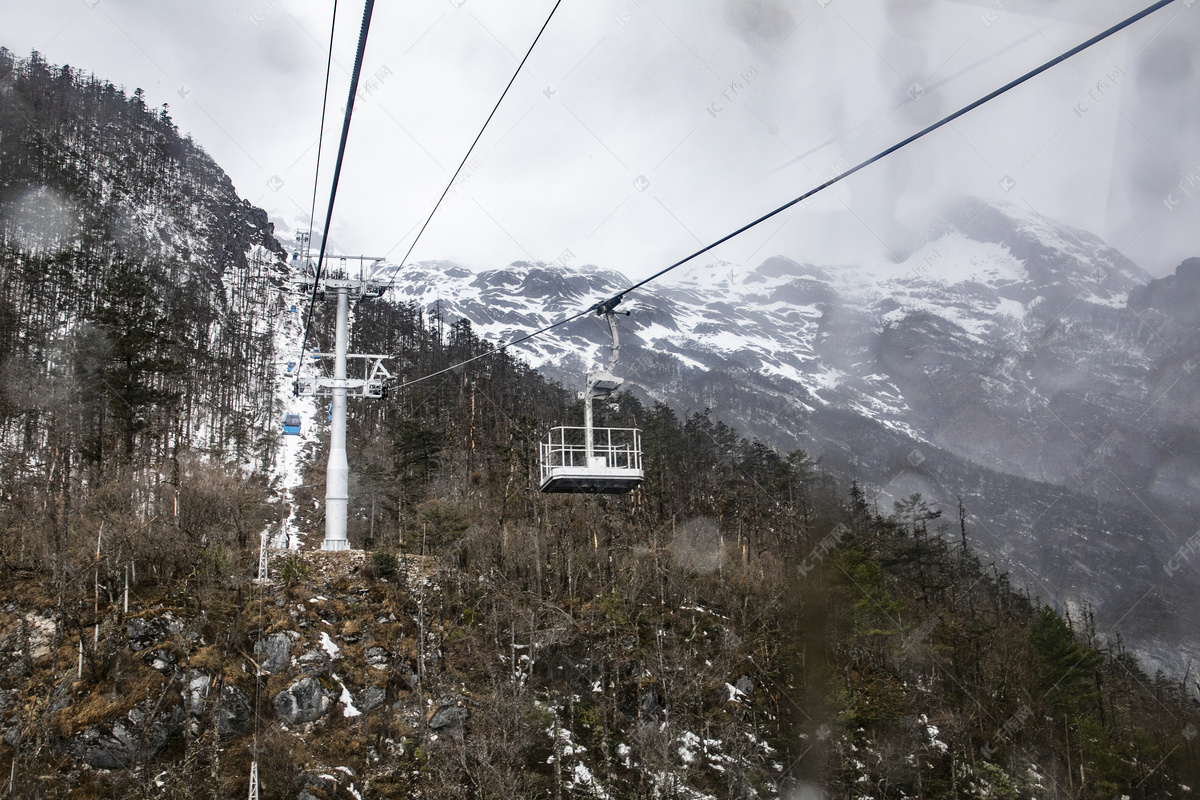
[265,240,335,551]
[320,631,340,659]
[333,675,361,717]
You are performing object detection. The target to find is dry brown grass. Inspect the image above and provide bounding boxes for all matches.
[52,687,136,737]
[52,657,170,738]
[187,643,224,675]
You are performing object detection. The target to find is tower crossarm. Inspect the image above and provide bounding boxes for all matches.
[293,354,392,399]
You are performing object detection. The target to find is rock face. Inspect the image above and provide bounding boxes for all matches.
[216,685,251,737]
[272,677,333,725]
[359,685,387,712]
[71,706,178,769]
[125,613,181,652]
[428,701,469,731]
[23,613,56,661]
[185,671,212,717]
[1128,256,1200,323]
[254,632,292,674]
[76,720,140,769]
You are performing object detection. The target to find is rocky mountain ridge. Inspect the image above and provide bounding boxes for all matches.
[368,198,1200,673]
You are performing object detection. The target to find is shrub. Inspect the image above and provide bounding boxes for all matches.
[371,550,397,579]
[279,555,310,587]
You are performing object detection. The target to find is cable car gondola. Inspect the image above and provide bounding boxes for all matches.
[282,414,302,436]
[540,303,644,494]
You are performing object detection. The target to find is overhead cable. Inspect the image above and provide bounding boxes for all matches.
[381,0,566,297]
[393,0,1177,392]
[302,0,338,288]
[298,0,377,361]
[591,0,1178,312]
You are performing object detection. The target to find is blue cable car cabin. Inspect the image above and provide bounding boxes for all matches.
[282,414,302,436]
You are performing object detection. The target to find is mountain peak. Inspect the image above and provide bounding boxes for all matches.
[946,196,1151,305]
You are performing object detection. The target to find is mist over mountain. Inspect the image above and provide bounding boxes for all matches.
[375,198,1200,674]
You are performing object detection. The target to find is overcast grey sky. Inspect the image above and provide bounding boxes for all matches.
[4,0,1198,278]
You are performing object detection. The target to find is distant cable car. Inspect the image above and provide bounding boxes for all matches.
[283,414,302,436]
[286,360,297,374]
[540,301,644,494]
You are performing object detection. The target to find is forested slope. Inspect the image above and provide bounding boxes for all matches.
[1,50,1197,799]
[0,48,287,521]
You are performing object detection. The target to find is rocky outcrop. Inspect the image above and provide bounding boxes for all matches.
[365,646,389,670]
[253,631,293,674]
[359,685,386,712]
[70,706,181,769]
[125,613,182,652]
[428,697,469,731]
[272,677,333,724]
[1128,257,1200,323]
[216,685,251,737]
[22,613,57,661]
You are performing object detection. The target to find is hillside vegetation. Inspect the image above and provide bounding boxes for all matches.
[1,49,1198,800]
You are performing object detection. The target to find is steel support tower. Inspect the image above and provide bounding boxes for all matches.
[326,284,351,550]
[292,258,390,551]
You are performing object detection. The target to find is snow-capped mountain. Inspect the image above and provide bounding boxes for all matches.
[372,197,1200,672]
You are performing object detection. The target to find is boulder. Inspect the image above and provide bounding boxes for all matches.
[253,632,292,674]
[428,700,469,730]
[365,646,389,670]
[216,685,251,737]
[145,647,178,673]
[23,613,56,661]
[299,772,340,800]
[272,677,332,724]
[359,685,386,712]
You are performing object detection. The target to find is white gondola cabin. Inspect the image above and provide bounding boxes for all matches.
[540,303,644,494]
